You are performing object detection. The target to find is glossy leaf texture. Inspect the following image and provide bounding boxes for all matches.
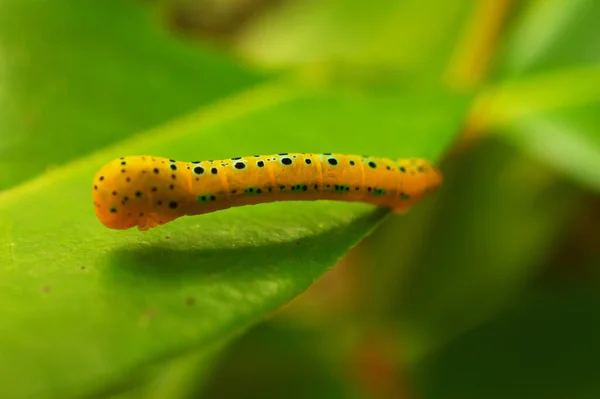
[0,81,467,398]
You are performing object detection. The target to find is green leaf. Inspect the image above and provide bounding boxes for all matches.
[0,81,467,398]
[478,0,600,191]
[0,0,263,190]
[497,0,600,76]
[501,106,600,192]
[486,70,600,194]
[236,0,475,79]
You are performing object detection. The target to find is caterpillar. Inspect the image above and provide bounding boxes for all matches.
[92,153,442,230]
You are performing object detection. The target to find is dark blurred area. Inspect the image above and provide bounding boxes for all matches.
[161,0,286,40]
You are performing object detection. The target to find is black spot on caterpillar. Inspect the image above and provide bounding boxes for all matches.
[93,153,442,230]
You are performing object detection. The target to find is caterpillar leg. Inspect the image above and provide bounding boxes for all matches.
[137,215,160,231]
[391,206,411,215]
[137,223,151,231]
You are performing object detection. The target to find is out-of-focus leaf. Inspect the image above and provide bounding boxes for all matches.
[413,283,600,399]
[0,0,263,190]
[200,321,358,399]
[235,0,475,79]
[480,65,600,125]
[502,107,600,192]
[357,138,580,362]
[497,0,600,76]
[476,0,600,191]
[0,81,467,398]
[103,345,224,399]
[483,68,600,192]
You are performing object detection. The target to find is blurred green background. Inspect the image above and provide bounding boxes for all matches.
[0,0,599,398]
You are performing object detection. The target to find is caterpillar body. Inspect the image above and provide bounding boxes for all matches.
[92,153,442,231]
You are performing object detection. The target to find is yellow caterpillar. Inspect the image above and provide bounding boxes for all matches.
[92,153,442,230]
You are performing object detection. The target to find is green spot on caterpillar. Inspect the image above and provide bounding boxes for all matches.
[92,152,443,230]
[196,195,215,203]
[334,184,350,193]
[372,188,386,196]
[291,184,308,192]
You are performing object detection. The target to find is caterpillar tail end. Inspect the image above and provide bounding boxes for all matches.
[430,165,443,192]
[390,161,443,216]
